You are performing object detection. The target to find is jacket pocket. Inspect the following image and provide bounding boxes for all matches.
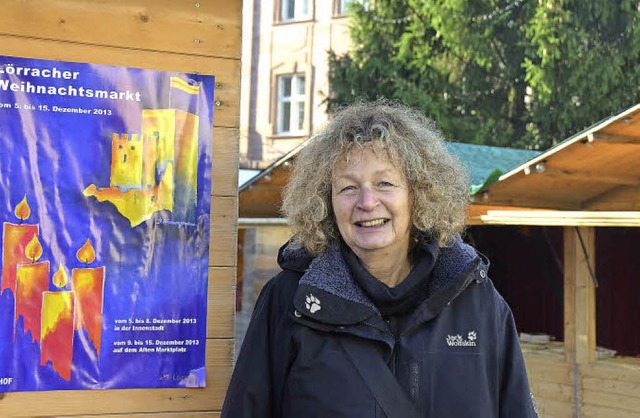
[421,351,496,417]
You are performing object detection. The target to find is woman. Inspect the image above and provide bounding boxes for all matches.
[222,101,538,417]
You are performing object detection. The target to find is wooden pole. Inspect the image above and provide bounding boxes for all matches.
[564,226,597,417]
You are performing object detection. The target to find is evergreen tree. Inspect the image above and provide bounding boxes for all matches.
[328,0,640,149]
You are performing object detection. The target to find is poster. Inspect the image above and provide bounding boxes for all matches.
[0,55,214,391]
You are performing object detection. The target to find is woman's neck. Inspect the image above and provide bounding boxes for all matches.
[357,250,412,288]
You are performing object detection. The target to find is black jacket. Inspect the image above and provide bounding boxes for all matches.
[222,236,538,418]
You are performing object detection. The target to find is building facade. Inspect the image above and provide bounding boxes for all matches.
[240,0,355,168]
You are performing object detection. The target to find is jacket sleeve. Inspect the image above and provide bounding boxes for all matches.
[221,274,296,418]
[497,299,539,418]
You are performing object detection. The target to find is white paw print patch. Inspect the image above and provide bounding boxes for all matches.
[305,294,321,313]
[468,331,477,341]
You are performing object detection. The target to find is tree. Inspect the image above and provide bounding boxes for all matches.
[328,0,640,149]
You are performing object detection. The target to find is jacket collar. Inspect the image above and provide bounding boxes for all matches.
[280,235,485,326]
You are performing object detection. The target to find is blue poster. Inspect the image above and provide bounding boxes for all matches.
[0,55,214,391]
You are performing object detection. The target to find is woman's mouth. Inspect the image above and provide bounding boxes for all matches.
[356,219,388,227]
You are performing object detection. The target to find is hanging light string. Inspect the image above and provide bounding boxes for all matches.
[470,0,528,22]
[369,0,528,25]
[368,0,636,50]
[370,13,414,25]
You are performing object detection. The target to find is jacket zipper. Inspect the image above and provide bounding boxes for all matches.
[389,317,400,378]
[391,337,400,378]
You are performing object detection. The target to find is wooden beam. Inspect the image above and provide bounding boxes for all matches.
[564,226,577,364]
[0,338,233,415]
[564,226,597,365]
[543,168,640,186]
[588,132,640,145]
[581,182,640,209]
[478,210,640,226]
[474,194,582,211]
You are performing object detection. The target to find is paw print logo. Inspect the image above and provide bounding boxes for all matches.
[468,331,477,341]
[305,294,321,313]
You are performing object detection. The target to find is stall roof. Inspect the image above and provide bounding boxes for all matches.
[478,103,640,211]
[446,142,540,191]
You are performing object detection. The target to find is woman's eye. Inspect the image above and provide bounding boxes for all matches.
[339,185,356,193]
[379,181,393,187]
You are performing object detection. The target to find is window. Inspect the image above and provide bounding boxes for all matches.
[280,0,310,22]
[337,0,354,16]
[277,75,306,134]
[335,0,367,16]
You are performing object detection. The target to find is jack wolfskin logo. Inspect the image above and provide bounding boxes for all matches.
[446,331,478,347]
[530,392,539,416]
[305,294,321,313]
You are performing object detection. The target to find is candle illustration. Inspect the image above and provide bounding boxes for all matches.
[2,195,39,294]
[14,234,50,343]
[41,264,75,381]
[72,239,105,358]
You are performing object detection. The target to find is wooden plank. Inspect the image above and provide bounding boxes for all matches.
[207,267,235,339]
[582,404,640,418]
[563,226,577,364]
[534,397,574,418]
[574,227,596,364]
[0,0,241,60]
[529,381,574,403]
[0,35,241,128]
[212,127,239,197]
[563,226,597,365]
[209,196,238,267]
[582,375,640,399]
[582,389,640,413]
[583,184,640,211]
[0,338,233,417]
[583,362,640,384]
[543,168,640,185]
[590,132,640,145]
[524,358,574,385]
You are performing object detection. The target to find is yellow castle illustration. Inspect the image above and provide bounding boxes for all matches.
[84,77,200,227]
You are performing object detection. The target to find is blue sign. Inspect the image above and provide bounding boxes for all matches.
[0,55,214,391]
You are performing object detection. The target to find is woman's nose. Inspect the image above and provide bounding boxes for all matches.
[357,187,379,210]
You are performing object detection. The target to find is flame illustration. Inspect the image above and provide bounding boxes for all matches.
[53,262,68,288]
[77,239,96,264]
[25,234,43,262]
[15,195,31,221]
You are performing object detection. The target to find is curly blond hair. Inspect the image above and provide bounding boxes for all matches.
[282,100,470,254]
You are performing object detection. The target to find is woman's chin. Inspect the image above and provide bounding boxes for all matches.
[350,238,397,255]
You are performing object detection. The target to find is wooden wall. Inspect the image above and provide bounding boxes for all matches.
[524,354,575,417]
[0,0,241,416]
[522,352,640,417]
[519,226,640,418]
[580,361,640,417]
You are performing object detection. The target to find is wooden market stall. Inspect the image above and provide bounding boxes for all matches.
[0,1,240,416]
[472,103,640,418]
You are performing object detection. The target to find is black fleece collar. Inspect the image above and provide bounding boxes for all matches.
[342,237,439,317]
[283,234,484,326]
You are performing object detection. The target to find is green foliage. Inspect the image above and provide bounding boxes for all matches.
[327,0,640,149]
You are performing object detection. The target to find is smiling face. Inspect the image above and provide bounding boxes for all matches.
[331,144,412,264]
